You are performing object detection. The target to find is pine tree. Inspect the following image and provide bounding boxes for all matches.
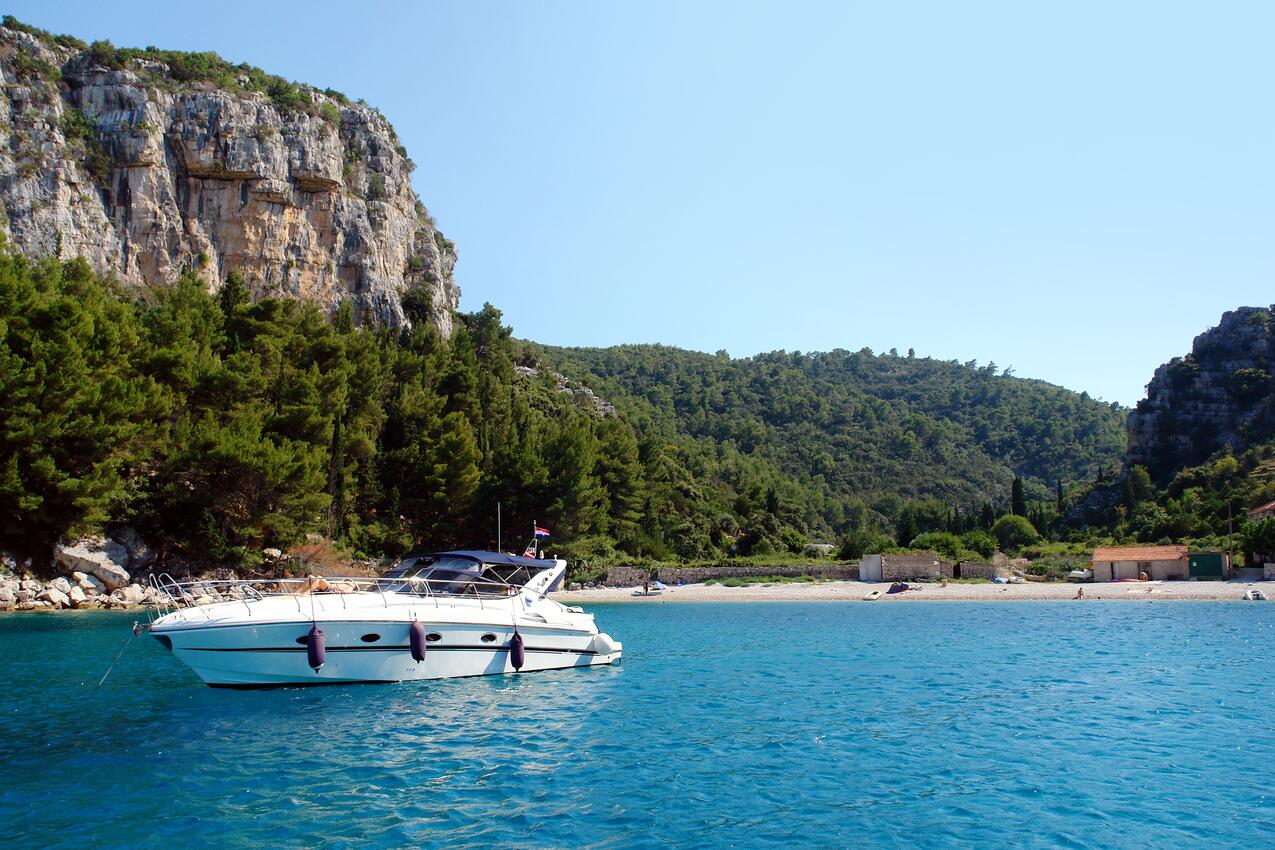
[1011,476,1026,516]
[0,255,163,553]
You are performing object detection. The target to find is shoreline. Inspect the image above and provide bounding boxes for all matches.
[552,579,1267,603]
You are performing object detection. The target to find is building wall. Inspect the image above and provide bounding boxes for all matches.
[859,555,883,583]
[880,555,954,581]
[1093,559,1188,581]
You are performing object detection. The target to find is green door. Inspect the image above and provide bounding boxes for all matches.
[1188,553,1224,578]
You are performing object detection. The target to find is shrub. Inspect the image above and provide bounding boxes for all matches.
[959,529,996,559]
[991,514,1040,554]
[909,531,963,560]
[320,101,341,130]
[366,172,386,201]
[61,108,112,184]
[88,39,120,69]
[11,47,60,82]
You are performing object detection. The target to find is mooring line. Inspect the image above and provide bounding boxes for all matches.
[95,628,137,690]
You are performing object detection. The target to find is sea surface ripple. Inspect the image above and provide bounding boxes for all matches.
[1,602,1273,848]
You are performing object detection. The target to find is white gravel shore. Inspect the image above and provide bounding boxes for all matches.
[552,579,1266,603]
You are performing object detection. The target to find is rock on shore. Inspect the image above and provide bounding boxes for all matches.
[0,531,166,611]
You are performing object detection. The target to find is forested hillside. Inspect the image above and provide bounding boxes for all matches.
[540,345,1127,509]
[0,249,1136,573]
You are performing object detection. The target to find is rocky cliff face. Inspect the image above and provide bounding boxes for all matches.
[1126,306,1275,482]
[0,22,458,334]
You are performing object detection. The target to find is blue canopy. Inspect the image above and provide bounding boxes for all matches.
[417,550,550,569]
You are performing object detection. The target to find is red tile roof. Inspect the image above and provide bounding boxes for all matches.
[1248,500,1275,519]
[1092,545,1188,562]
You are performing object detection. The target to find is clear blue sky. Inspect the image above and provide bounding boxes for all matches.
[14,1,1274,405]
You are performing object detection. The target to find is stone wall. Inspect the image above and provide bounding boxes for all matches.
[956,561,1009,580]
[880,554,953,581]
[603,564,857,587]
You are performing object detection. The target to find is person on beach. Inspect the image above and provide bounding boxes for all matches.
[1074,587,1084,599]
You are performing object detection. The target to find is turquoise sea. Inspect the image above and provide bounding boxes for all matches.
[2,601,1273,848]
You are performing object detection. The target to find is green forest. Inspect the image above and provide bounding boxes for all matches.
[4,247,1274,577]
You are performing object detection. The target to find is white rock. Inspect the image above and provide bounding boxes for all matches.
[112,528,154,567]
[120,584,146,605]
[73,571,106,595]
[263,548,284,561]
[54,540,130,591]
[49,577,73,595]
[36,587,70,608]
[15,588,34,604]
[67,586,88,607]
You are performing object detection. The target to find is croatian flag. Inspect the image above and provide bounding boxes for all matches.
[534,526,551,538]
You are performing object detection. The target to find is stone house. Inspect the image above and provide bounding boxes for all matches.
[1091,545,1189,581]
[1248,500,1275,523]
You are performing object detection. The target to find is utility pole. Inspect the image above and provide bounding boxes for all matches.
[1228,500,1234,568]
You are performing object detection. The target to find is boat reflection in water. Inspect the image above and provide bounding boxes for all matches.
[142,551,622,688]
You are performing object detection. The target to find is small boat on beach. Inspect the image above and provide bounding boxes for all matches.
[1243,589,1268,601]
[863,590,882,601]
[140,551,622,688]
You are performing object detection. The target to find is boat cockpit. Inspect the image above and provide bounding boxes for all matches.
[380,551,553,597]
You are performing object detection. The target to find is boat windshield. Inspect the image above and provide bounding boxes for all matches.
[380,555,512,595]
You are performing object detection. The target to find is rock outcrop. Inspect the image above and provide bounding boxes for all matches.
[515,365,617,417]
[54,538,130,590]
[0,21,458,334]
[1126,306,1275,482]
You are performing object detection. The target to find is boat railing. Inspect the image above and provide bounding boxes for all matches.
[146,574,540,619]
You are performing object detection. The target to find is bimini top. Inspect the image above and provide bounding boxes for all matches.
[421,550,550,569]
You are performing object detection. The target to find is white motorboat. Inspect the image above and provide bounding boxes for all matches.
[1243,588,1268,601]
[142,551,622,688]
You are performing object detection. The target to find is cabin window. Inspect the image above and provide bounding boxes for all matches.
[295,635,309,645]
[426,633,442,642]
[360,633,380,643]
[480,633,497,643]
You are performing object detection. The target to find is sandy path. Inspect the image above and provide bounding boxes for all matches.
[552,579,1267,603]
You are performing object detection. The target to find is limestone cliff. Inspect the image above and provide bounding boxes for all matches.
[0,20,458,334]
[1126,306,1275,482]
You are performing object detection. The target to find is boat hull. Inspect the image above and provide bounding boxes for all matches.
[150,593,621,687]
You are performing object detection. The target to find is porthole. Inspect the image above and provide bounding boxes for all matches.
[360,633,380,643]
[295,635,309,645]
[426,633,442,642]
[480,633,497,643]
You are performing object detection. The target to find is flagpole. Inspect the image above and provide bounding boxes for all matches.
[497,502,501,552]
